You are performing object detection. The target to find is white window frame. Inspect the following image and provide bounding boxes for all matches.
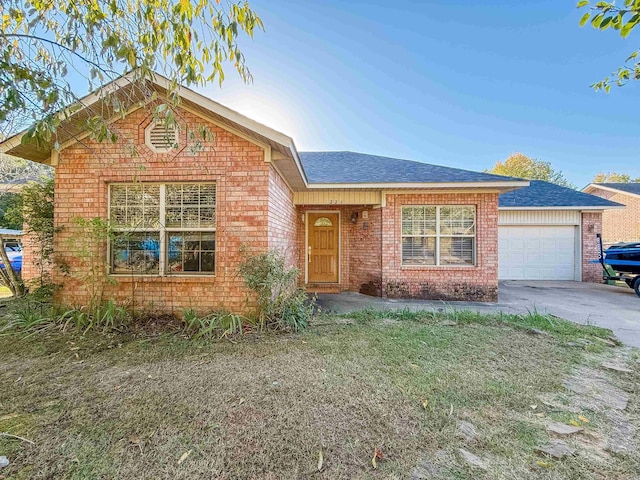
[108,182,216,276]
[401,205,476,267]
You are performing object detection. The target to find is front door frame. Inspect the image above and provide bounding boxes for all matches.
[305,210,341,284]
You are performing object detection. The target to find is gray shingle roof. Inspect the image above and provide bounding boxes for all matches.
[298,151,522,184]
[595,183,640,196]
[499,180,623,208]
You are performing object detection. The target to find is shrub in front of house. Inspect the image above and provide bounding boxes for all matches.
[238,248,313,332]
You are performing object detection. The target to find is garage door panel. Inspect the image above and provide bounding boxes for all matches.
[499,226,576,280]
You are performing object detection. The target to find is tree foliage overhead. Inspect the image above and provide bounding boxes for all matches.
[0,152,52,185]
[593,171,640,183]
[0,0,263,145]
[487,153,574,188]
[578,0,640,91]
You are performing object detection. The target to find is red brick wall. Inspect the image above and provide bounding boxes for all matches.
[295,193,499,302]
[581,211,603,283]
[267,166,298,265]
[20,228,53,289]
[348,207,382,295]
[294,205,383,295]
[381,193,499,302]
[589,189,640,243]
[53,106,270,315]
[20,230,38,286]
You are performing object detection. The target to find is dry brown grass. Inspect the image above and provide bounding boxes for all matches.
[0,313,638,479]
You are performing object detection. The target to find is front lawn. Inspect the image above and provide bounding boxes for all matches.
[1,308,638,479]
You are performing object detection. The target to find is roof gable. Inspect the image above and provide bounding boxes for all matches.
[500,180,623,209]
[584,182,640,198]
[299,151,525,187]
[0,72,307,189]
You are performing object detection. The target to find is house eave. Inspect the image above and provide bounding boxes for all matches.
[499,206,624,211]
[582,183,640,200]
[305,180,530,191]
[0,71,309,189]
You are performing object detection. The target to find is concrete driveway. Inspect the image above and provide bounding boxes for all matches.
[499,281,640,347]
[316,281,640,347]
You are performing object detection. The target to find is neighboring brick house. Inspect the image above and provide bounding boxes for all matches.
[582,183,640,244]
[0,74,622,313]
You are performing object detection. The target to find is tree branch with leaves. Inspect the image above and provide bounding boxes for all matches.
[578,0,640,91]
[593,171,640,183]
[0,0,263,146]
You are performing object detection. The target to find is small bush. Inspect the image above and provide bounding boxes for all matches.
[238,249,313,332]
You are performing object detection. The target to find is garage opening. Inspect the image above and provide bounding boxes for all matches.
[498,210,580,281]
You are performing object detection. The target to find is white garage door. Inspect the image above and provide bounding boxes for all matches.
[499,226,577,280]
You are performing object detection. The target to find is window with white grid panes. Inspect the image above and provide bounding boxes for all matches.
[401,206,476,266]
[109,183,216,275]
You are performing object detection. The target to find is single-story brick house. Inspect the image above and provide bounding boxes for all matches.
[0,75,622,313]
[582,183,640,244]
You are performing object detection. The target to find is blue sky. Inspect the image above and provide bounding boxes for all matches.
[197,0,639,188]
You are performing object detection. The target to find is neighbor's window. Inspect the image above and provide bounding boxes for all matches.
[109,183,216,275]
[401,206,476,266]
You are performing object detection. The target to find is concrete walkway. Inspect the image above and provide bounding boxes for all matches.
[316,281,640,347]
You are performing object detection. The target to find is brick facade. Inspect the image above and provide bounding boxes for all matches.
[588,189,640,243]
[581,211,604,283]
[295,193,499,302]
[267,167,298,265]
[51,106,294,315]
[19,230,40,287]
[348,207,382,295]
[381,193,499,302]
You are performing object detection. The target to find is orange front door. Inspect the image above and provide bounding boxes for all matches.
[307,213,339,283]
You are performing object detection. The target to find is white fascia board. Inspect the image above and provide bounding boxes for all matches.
[151,74,294,148]
[499,206,624,211]
[306,180,530,190]
[287,140,309,186]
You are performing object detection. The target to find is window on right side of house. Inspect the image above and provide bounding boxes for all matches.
[401,205,476,266]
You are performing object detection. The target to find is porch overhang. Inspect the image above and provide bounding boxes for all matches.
[294,182,529,207]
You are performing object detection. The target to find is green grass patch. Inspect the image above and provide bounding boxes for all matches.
[0,307,636,479]
[342,306,613,341]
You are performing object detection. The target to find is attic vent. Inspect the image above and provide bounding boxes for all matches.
[145,122,178,153]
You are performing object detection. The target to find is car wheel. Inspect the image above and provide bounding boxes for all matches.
[634,277,640,298]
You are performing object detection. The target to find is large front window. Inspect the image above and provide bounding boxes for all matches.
[109,183,216,275]
[401,206,476,266]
